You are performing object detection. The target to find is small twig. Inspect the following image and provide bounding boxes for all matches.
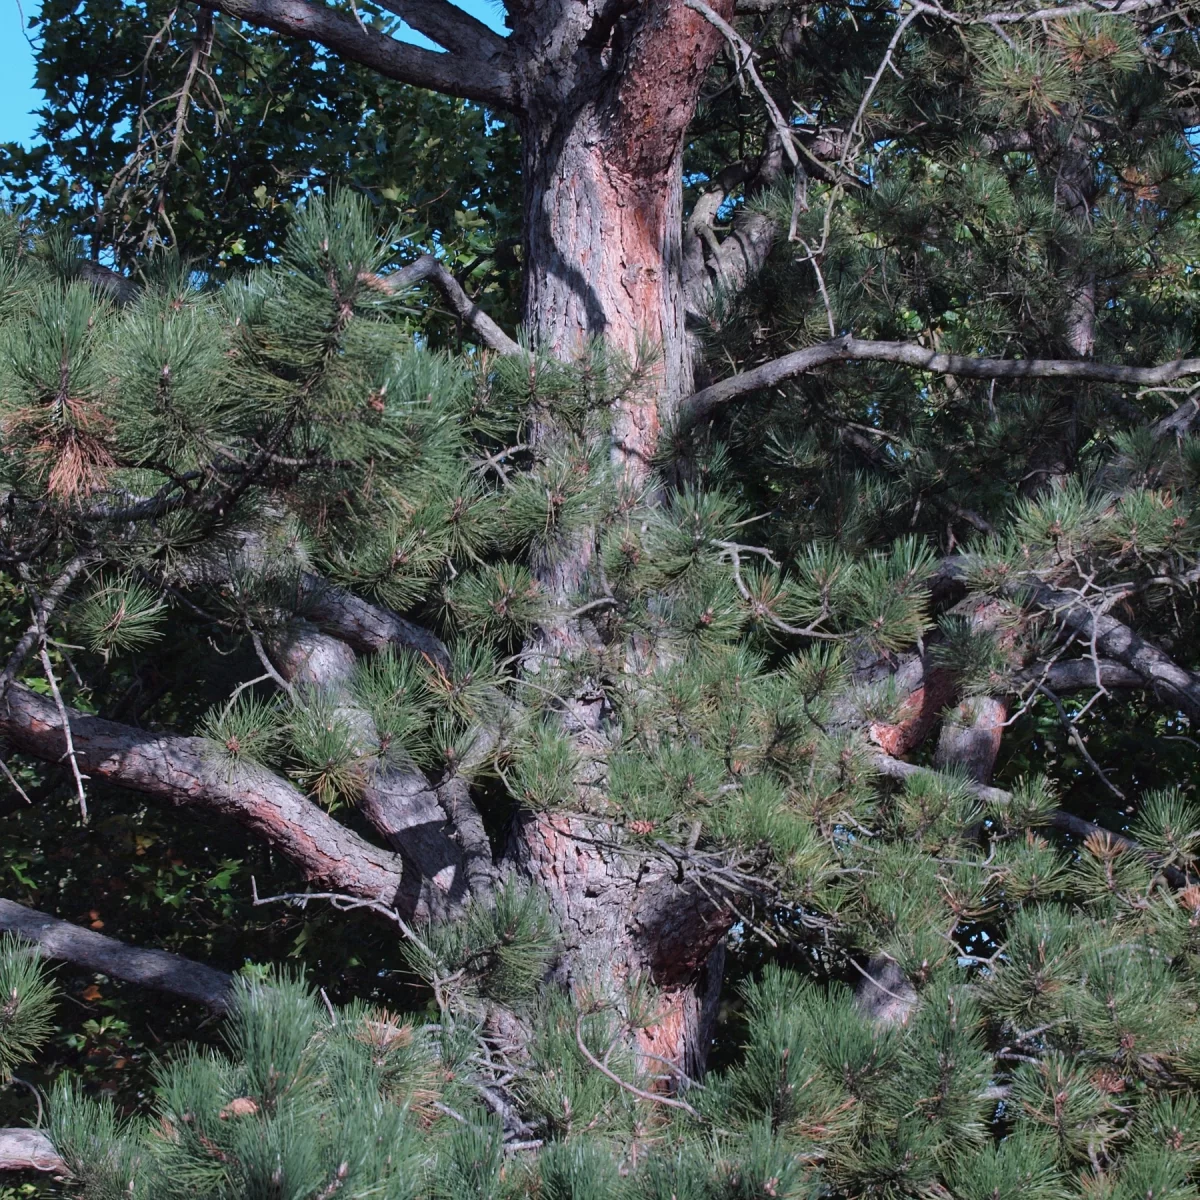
[795,237,837,335]
[38,647,88,823]
[715,541,841,640]
[0,757,32,805]
[841,3,922,169]
[574,1016,700,1118]
[684,0,800,169]
[473,443,529,487]
[217,673,276,722]
[9,1076,44,1128]
[247,625,298,703]
[566,597,619,619]
[0,556,93,705]
[846,954,913,1004]
[249,879,438,968]
[1035,683,1125,801]
[319,987,337,1026]
[637,1049,700,1090]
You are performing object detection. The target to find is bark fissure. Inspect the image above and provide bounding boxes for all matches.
[0,683,413,912]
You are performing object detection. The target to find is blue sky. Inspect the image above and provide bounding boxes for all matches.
[0,0,505,146]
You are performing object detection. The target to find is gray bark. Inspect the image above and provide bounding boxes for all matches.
[1032,583,1200,719]
[270,622,489,918]
[200,0,515,107]
[0,898,234,1011]
[0,683,412,912]
[0,1129,65,1174]
[680,337,1200,429]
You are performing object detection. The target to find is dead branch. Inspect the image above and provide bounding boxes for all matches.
[0,556,93,705]
[37,647,88,824]
[574,1015,700,1118]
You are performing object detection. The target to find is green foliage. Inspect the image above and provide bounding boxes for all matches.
[0,0,522,340]
[404,881,558,1009]
[72,575,167,657]
[443,564,543,647]
[351,647,434,762]
[6,0,1200,1187]
[0,936,55,1082]
[284,689,368,808]
[198,693,287,768]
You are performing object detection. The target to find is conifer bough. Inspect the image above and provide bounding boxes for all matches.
[4,0,1200,1194]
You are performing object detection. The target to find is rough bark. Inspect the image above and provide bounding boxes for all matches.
[270,623,481,918]
[0,1129,64,1174]
[682,141,785,330]
[484,2,742,1076]
[511,0,733,467]
[932,599,1013,785]
[506,813,732,1076]
[934,695,1008,784]
[1019,659,1144,692]
[0,683,412,911]
[0,898,234,1011]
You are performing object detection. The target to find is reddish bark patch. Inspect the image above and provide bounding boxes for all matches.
[869,668,957,757]
[635,991,689,1080]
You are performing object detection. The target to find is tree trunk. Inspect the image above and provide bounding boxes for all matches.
[501,0,735,1076]
[508,812,731,1079]
[513,0,730,467]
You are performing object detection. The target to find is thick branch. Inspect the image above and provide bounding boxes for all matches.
[299,573,453,667]
[371,0,507,58]
[271,625,489,915]
[1032,583,1200,719]
[1150,394,1200,441]
[1016,658,1144,693]
[0,898,234,1011]
[0,1129,65,1174]
[0,683,413,911]
[680,336,1200,428]
[382,254,521,355]
[198,0,515,109]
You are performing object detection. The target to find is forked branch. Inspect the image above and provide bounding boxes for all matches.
[377,255,521,356]
[198,0,515,109]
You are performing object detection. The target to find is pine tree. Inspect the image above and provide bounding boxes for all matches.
[3,0,1200,1194]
